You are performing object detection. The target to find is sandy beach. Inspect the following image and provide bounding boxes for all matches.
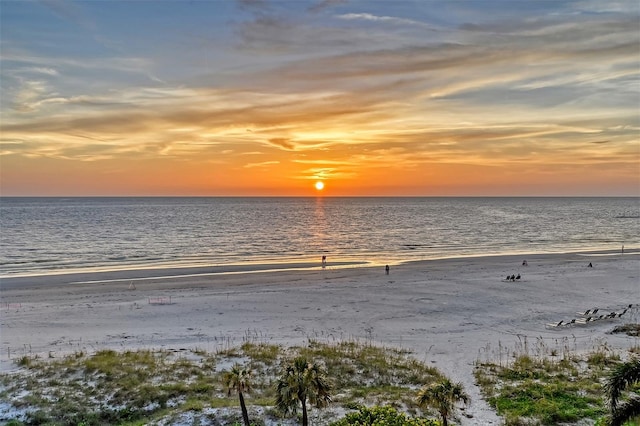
[1,250,639,424]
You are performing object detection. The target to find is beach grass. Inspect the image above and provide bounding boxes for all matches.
[3,340,640,425]
[0,339,445,425]
[474,340,637,426]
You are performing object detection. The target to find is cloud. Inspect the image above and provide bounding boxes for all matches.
[309,0,347,13]
[235,16,296,53]
[12,79,52,112]
[266,138,296,150]
[572,0,637,13]
[244,160,280,168]
[293,159,352,165]
[2,48,156,86]
[25,67,59,76]
[337,12,438,30]
[233,11,408,54]
[302,167,356,180]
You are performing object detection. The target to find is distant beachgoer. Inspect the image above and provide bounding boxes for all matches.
[622,245,624,254]
[322,255,327,268]
[385,265,390,275]
[510,274,516,281]
[522,260,528,266]
[588,262,593,268]
[516,274,521,280]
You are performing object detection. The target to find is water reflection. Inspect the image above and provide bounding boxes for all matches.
[311,196,330,259]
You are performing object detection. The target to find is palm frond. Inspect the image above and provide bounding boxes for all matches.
[609,395,640,426]
[274,356,333,418]
[605,357,640,410]
[416,378,469,425]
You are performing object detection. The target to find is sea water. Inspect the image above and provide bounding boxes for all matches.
[0,197,638,277]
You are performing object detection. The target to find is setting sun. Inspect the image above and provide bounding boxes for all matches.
[315,181,324,191]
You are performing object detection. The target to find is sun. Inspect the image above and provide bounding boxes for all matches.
[315,181,324,191]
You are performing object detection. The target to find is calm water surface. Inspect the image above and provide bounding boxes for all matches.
[1,197,638,277]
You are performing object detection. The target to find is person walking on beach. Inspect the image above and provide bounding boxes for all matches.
[385,265,390,275]
[321,255,326,269]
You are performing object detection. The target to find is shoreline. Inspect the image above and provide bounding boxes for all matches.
[2,249,639,424]
[2,247,637,289]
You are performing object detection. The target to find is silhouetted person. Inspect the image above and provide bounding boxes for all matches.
[522,260,528,266]
[588,262,593,268]
[321,255,326,269]
[510,274,516,281]
[516,274,521,280]
[385,265,389,275]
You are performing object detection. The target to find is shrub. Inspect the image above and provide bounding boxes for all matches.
[330,405,439,425]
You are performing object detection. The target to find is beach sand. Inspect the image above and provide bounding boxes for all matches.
[2,251,639,424]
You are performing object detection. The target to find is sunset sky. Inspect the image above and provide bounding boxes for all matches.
[1,0,639,196]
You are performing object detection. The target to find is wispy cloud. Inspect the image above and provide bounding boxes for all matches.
[337,12,439,30]
[12,79,52,112]
[25,67,59,76]
[244,160,280,168]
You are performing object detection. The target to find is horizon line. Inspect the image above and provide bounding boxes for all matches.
[1,195,638,199]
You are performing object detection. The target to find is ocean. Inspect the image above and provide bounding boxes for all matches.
[0,197,638,278]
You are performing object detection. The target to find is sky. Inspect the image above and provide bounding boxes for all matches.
[1,0,639,196]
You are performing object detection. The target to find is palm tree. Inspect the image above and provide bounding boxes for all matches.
[417,378,469,426]
[223,363,253,426]
[604,357,640,426]
[275,356,332,426]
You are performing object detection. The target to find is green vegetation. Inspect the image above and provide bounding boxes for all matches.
[329,405,439,425]
[416,379,469,426]
[0,340,446,425]
[275,356,332,426]
[223,363,254,426]
[301,339,443,410]
[474,340,638,426]
[603,357,640,426]
[7,336,636,425]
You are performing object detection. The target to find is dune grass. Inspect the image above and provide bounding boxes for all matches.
[6,334,637,425]
[473,337,635,426]
[1,339,444,425]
